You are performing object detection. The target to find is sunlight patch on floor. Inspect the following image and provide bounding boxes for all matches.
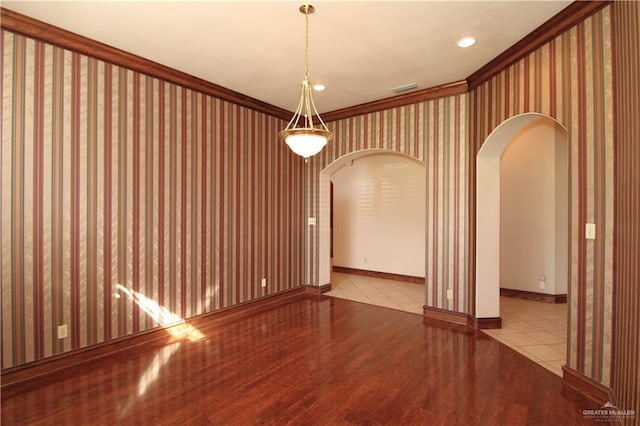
[115,284,205,341]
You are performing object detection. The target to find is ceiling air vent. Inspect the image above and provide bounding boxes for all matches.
[391,82,418,94]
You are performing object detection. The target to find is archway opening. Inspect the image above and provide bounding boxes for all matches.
[476,113,568,318]
[476,113,569,375]
[319,150,426,313]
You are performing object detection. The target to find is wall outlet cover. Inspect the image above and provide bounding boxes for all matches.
[57,324,68,339]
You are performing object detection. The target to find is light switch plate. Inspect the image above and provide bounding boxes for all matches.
[308,217,316,226]
[585,223,596,240]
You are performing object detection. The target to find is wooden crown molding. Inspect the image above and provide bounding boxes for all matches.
[320,1,611,118]
[0,7,292,121]
[1,2,611,124]
[466,1,611,90]
[322,80,468,123]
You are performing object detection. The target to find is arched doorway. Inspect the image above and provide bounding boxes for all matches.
[318,150,426,312]
[476,113,569,375]
[476,113,568,318]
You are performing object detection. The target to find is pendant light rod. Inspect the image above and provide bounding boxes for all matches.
[279,3,332,159]
[301,4,313,80]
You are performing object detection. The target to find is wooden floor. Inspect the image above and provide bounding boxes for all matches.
[2,294,595,425]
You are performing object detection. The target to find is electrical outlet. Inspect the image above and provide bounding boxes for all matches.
[261,278,267,288]
[585,223,596,240]
[57,324,68,339]
[446,290,454,300]
[538,275,546,290]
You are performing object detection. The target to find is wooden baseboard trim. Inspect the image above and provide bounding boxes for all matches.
[1,287,306,393]
[500,288,567,304]
[333,266,424,285]
[423,306,502,331]
[562,365,615,405]
[475,317,502,329]
[305,283,332,295]
[423,306,474,332]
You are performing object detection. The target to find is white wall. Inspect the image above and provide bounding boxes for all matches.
[500,119,568,295]
[332,154,425,277]
[554,124,568,294]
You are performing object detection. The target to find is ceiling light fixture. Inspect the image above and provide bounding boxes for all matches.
[279,4,332,159]
[312,83,326,92]
[457,37,476,48]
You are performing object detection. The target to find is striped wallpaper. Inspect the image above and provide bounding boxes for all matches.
[306,95,467,312]
[611,0,640,416]
[1,30,305,369]
[1,4,634,404]
[469,8,614,385]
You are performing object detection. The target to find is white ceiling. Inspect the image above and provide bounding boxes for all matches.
[3,1,571,114]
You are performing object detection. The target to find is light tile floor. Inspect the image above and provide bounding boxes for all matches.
[326,273,567,377]
[326,272,424,315]
[482,296,567,376]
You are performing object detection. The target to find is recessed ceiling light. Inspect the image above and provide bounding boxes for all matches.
[313,84,326,91]
[457,37,476,48]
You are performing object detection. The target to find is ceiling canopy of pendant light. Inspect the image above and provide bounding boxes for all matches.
[279,4,333,159]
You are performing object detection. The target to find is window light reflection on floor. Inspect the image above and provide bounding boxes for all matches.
[117,342,183,416]
[115,284,205,342]
[137,342,182,396]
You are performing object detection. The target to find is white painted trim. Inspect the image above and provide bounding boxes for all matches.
[475,113,567,318]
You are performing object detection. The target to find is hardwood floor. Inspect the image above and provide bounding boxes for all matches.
[2,294,596,425]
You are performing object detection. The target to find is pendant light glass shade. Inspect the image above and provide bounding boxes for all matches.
[285,132,328,158]
[280,4,332,159]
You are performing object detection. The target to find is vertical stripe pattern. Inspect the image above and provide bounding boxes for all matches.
[611,0,640,416]
[468,9,613,385]
[0,30,305,369]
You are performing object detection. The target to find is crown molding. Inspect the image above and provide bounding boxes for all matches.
[0,7,292,121]
[1,2,612,121]
[466,1,611,90]
[321,80,468,123]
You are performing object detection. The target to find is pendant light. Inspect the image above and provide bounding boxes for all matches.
[279,4,333,159]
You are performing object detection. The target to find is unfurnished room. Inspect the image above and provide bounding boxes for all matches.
[0,1,638,425]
